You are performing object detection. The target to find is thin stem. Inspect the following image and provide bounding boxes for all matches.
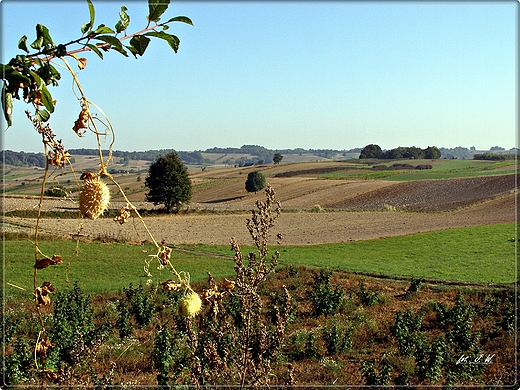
[240,310,252,389]
[38,24,164,62]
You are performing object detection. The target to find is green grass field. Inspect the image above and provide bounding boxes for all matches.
[190,223,517,285]
[4,240,237,301]
[5,223,516,302]
[319,159,517,180]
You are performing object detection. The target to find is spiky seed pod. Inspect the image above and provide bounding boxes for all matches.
[179,292,202,318]
[79,177,110,220]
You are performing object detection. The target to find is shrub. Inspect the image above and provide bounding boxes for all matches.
[183,186,291,387]
[407,277,423,295]
[152,324,190,387]
[115,300,134,339]
[322,321,353,356]
[44,186,68,197]
[309,270,344,316]
[361,360,392,387]
[435,292,479,352]
[414,336,446,383]
[48,283,107,367]
[356,283,382,306]
[390,309,424,356]
[288,329,320,361]
[4,338,34,385]
[245,171,266,193]
[122,283,155,327]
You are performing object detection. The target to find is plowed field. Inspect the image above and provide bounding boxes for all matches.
[3,174,516,245]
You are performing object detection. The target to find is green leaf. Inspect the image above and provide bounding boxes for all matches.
[147,0,170,23]
[144,31,180,53]
[39,24,54,47]
[30,24,54,50]
[85,43,104,59]
[95,35,124,50]
[94,24,115,34]
[2,66,32,86]
[30,36,43,50]
[81,22,91,34]
[39,83,54,113]
[36,109,51,122]
[2,86,13,127]
[18,36,29,53]
[30,72,54,113]
[115,6,130,33]
[163,16,193,26]
[129,35,151,57]
[111,45,129,57]
[86,0,95,31]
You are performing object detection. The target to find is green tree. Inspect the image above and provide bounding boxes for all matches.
[424,146,441,159]
[145,152,192,212]
[245,171,266,193]
[359,144,383,159]
[273,153,283,165]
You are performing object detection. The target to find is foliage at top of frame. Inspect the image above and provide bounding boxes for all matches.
[1,0,193,127]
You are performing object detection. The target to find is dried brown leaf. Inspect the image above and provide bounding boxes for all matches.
[34,254,63,269]
[160,279,182,291]
[35,281,56,306]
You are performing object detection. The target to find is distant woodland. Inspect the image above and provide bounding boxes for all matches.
[2,145,517,167]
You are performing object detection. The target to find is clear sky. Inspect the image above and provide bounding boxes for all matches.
[1,0,517,153]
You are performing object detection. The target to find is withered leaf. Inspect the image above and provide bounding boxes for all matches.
[160,279,182,291]
[77,57,87,70]
[35,281,56,306]
[34,254,63,269]
[219,278,235,291]
[36,336,54,358]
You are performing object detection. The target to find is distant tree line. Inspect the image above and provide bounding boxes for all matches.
[359,145,441,160]
[68,149,210,165]
[3,150,46,167]
[473,153,516,161]
[2,149,210,167]
[5,144,516,168]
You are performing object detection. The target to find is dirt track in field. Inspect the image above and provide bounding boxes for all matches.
[2,175,516,245]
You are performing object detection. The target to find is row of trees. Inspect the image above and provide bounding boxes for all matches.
[68,148,210,165]
[359,145,441,160]
[473,153,516,161]
[2,149,209,167]
[3,150,47,167]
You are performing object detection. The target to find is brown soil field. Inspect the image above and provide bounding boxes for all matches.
[2,174,516,245]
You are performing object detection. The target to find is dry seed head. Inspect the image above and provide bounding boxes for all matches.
[79,177,110,220]
[179,292,202,318]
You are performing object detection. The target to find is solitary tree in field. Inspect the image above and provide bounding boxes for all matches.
[273,153,283,165]
[245,171,266,193]
[145,152,192,212]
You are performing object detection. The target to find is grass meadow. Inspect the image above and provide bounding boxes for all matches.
[5,223,516,302]
[319,159,517,180]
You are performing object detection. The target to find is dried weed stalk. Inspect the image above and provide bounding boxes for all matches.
[185,185,292,389]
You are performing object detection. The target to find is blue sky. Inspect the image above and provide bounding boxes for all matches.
[1,1,517,153]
